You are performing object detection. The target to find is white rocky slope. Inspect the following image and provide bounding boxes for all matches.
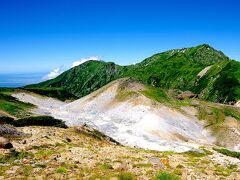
[12,80,215,152]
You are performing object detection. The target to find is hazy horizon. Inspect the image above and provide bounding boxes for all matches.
[0,72,46,87]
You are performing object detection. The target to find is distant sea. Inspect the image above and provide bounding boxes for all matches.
[0,73,45,88]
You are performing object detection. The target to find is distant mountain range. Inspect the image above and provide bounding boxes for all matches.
[26,44,240,104]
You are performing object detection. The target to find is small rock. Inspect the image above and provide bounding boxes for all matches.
[148,157,165,169]
[176,91,196,100]
[112,162,122,169]
[22,159,29,164]
[0,137,13,149]
[5,170,14,175]
[191,100,200,106]
[66,137,71,142]
[113,163,128,171]
[235,101,240,107]
[189,148,205,154]
[44,135,50,139]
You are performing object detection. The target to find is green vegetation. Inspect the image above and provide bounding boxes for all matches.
[213,147,240,159]
[26,44,240,104]
[56,166,68,174]
[117,172,136,180]
[23,87,77,101]
[197,101,240,130]
[223,107,240,120]
[21,165,33,176]
[0,88,15,95]
[0,89,34,118]
[141,85,173,104]
[99,163,113,170]
[155,171,179,180]
[35,149,55,159]
[123,50,205,91]
[195,60,240,103]
[116,89,137,101]
[184,150,212,158]
[0,151,33,164]
[172,169,182,176]
[0,116,14,124]
[35,163,47,168]
[26,61,125,98]
[214,164,238,176]
[176,164,184,169]
[0,116,67,128]
[197,105,226,126]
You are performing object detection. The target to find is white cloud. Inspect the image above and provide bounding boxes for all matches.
[71,56,101,68]
[42,67,63,80]
[41,56,101,81]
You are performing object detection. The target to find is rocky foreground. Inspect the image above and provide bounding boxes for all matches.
[0,126,239,179]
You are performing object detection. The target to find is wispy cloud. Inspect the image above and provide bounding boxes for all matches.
[42,67,63,80]
[71,56,101,68]
[42,56,101,81]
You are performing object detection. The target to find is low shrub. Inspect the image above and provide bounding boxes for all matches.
[99,163,113,170]
[155,171,179,180]
[1,116,67,128]
[23,87,78,101]
[117,172,135,180]
[56,166,67,173]
[213,147,240,159]
[0,116,14,124]
[223,107,240,120]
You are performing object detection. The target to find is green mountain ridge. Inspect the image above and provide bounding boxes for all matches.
[25,44,240,104]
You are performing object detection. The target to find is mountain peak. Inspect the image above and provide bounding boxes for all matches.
[197,43,212,48]
[184,44,229,65]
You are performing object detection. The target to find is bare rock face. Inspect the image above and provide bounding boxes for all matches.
[0,137,13,149]
[0,125,25,137]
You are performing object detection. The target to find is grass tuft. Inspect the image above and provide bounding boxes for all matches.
[155,171,180,180]
[56,166,67,174]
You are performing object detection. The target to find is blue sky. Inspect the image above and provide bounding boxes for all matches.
[0,0,240,86]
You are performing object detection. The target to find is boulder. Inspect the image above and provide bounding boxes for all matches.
[0,137,13,149]
[235,101,240,107]
[176,91,196,100]
[148,157,165,169]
